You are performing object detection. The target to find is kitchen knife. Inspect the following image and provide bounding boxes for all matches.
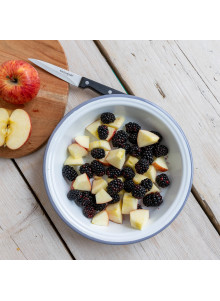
[28,58,125,96]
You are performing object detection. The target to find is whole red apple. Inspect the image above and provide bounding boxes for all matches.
[0,60,40,104]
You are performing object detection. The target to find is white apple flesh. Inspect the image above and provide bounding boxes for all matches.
[130,209,149,230]
[64,156,84,166]
[6,109,32,150]
[137,130,159,147]
[0,108,9,146]
[122,193,138,214]
[95,189,112,204]
[106,200,123,224]
[92,210,109,226]
[75,135,90,149]
[152,156,168,171]
[89,140,111,151]
[72,173,91,191]
[92,178,108,194]
[106,148,125,169]
[68,143,88,158]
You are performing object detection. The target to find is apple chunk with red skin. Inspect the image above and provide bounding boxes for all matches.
[68,143,88,158]
[71,173,91,191]
[0,108,32,150]
[0,60,40,105]
[75,135,89,150]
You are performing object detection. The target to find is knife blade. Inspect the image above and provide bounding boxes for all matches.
[28,58,125,96]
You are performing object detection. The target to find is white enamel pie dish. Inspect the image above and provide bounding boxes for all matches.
[43,95,193,244]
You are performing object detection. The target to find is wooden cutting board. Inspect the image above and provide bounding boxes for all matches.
[0,40,69,158]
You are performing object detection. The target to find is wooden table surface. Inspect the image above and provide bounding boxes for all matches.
[0,40,220,260]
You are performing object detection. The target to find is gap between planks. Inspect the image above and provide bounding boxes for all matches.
[94,40,220,235]
[11,159,76,260]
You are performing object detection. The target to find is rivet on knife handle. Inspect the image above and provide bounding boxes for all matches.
[79,77,125,95]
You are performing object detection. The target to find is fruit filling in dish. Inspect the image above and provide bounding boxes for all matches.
[62,112,170,230]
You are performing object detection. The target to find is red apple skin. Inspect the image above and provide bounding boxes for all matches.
[0,60,40,104]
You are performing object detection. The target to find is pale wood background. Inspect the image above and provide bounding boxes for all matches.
[0,40,219,259]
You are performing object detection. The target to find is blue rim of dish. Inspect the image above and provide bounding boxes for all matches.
[43,94,193,245]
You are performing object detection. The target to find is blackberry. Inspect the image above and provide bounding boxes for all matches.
[132,185,146,198]
[62,165,78,181]
[98,125,109,139]
[75,191,91,207]
[81,195,94,207]
[124,180,136,192]
[140,178,153,191]
[129,145,141,157]
[156,174,170,188]
[83,204,97,218]
[107,179,124,194]
[79,163,93,178]
[125,122,141,133]
[141,149,153,164]
[150,131,162,143]
[121,167,135,180]
[91,160,105,176]
[94,203,107,211]
[100,112,115,124]
[153,145,168,157]
[112,130,128,147]
[143,192,163,207]
[141,145,154,153]
[128,132,138,144]
[91,148,105,159]
[118,143,131,155]
[106,166,121,178]
[135,159,149,174]
[67,189,83,201]
[137,204,143,209]
[109,194,120,204]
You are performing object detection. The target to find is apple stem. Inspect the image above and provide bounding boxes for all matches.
[6,75,18,83]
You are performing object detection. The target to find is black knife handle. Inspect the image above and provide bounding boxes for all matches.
[79,77,125,95]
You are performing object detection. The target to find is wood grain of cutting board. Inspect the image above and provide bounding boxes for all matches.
[0,40,69,158]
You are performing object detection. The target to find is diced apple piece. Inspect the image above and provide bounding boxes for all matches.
[92,210,109,226]
[145,183,160,195]
[106,200,123,224]
[152,156,168,171]
[144,165,157,182]
[72,173,91,191]
[130,209,149,230]
[68,143,88,158]
[64,156,84,166]
[105,116,125,129]
[106,127,116,141]
[98,151,110,165]
[137,130,159,147]
[106,148,125,169]
[125,156,139,170]
[122,192,138,214]
[96,189,112,204]
[86,120,102,139]
[6,109,32,150]
[75,135,90,149]
[119,189,125,198]
[92,178,108,194]
[89,140,111,151]
[133,174,148,184]
[0,108,9,146]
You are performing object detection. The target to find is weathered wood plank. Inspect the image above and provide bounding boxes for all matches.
[0,158,72,260]
[14,40,220,259]
[98,40,220,226]
[176,40,220,100]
